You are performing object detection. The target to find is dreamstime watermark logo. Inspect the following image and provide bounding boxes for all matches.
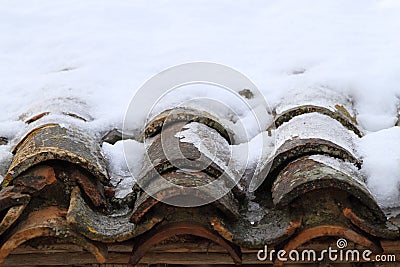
[123,62,275,207]
[257,238,396,263]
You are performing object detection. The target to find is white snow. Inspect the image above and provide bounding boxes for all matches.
[275,86,355,118]
[1,0,399,135]
[309,154,367,187]
[176,122,274,188]
[0,146,13,184]
[1,1,400,207]
[102,140,145,198]
[145,83,272,143]
[275,112,359,156]
[175,122,238,180]
[358,127,400,209]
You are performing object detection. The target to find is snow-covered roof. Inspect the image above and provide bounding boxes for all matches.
[1,1,400,266]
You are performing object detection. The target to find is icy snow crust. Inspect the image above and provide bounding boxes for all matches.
[175,122,274,190]
[275,86,355,118]
[309,154,367,189]
[275,112,359,157]
[1,1,400,210]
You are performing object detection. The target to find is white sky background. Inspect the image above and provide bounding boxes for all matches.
[1,0,400,209]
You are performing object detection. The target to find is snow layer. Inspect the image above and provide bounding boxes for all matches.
[146,83,273,143]
[176,122,274,188]
[175,122,239,182]
[357,127,400,209]
[102,140,145,198]
[1,0,399,134]
[275,86,355,118]
[275,113,359,156]
[309,154,367,187]
[0,146,13,184]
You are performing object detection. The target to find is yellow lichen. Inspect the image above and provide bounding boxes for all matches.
[335,104,357,124]
[87,225,98,234]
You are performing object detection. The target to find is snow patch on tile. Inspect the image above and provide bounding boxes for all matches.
[0,146,13,184]
[102,139,145,198]
[176,122,274,188]
[275,86,355,117]
[175,122,236,178]
[309,154,367,187]
[275,113,359,156]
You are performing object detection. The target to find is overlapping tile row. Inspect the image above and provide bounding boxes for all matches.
[1,93,400,266]
[0,111,109,265]
[129,107,242,265]
[265,90,400,265]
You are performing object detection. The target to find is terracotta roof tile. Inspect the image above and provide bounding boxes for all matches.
[1,94,400,266]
